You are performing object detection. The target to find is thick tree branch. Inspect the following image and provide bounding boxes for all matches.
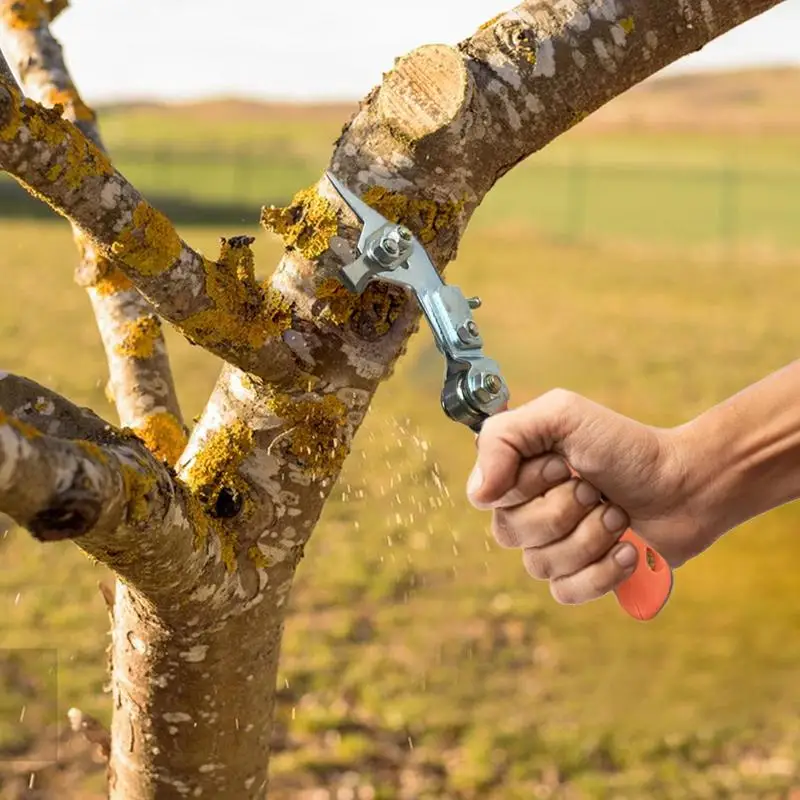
[0,373,207,600]
[0,71,300,382]
[0,1,187,461]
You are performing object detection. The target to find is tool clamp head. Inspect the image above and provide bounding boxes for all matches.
[326,172,509,433]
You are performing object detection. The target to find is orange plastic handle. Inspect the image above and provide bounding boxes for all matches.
[566,466,673,621]
[613,529,673,621]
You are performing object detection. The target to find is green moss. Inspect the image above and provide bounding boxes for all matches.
[261,186,339,260]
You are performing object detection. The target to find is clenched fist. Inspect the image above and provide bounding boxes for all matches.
[466,389,711,607]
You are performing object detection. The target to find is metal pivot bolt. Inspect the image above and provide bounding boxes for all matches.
[467,297,482,310]
[467,371,506,406]
[482,374,503,396]
[372,225,414,269]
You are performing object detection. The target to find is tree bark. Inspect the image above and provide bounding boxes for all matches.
[0,0,783,797]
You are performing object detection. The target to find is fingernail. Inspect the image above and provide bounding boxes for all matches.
[575,481,600,507]
[614,543,637,568]
[542,457,570,482]
[602,506,628,533]
[467,466,484,498]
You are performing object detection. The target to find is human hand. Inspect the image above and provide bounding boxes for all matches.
[467,390,712,607]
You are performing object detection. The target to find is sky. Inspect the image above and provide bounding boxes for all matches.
[46,0,800,104]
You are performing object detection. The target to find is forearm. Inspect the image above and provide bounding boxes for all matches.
[676,360,800,536]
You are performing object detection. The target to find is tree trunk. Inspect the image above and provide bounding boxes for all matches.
[0,0,783,797]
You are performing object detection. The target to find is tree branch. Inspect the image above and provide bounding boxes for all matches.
[0,1,187,462]
[0,46,299,382]
[0,372,206,600]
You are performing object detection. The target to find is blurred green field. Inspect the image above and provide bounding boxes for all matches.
[2,97,800,799]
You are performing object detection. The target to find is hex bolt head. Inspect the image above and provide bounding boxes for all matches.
[467,321,480,338]
[467,297,482,310]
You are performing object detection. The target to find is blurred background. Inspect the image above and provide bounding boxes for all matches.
[2,2,800,798]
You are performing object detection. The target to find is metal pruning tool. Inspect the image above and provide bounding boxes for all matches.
[326,171,674,622]
[326,171,510,433]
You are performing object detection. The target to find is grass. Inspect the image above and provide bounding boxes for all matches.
[2,97,800,797]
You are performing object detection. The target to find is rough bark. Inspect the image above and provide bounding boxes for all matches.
[0,0,782,798]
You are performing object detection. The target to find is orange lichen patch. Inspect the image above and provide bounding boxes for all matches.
[1,0,46,29]
[267,392,349,479]
[112,201,182,277]
[115,315,162,360]
[131,412,187,466]
[120,464,157,524]
[0,410,43,439]
[261,185,339,260]
[43,85,95,123]
[94,265,134,296]
[315,277,404,336]
[361,186,465,245]
[181,240,293,352]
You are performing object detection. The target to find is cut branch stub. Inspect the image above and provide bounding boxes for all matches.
[377,44,474,146]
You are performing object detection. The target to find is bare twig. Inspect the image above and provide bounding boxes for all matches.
[1,1,187,463]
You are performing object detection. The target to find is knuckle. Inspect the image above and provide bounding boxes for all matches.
[492,511,518,548]
[523,548,551,580]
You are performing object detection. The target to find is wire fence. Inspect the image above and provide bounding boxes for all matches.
[4,145,799,257]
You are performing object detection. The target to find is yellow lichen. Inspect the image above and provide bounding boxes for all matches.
[247,545,271,570]
[315,277,404,336]
[20,100,113,189]
[115,315,162,360]
[361,186,465,245]
[268,392,349,479]
[121,464,157,524]
[131,412,187,466]
[181,239,293,352]
[0,80,23,142]
[0,0,46,29]
[0,410,42,439]
[94,265,134,296]
[620,16,635,34]
[183,420,255,572]
[112,201,182,277]
[478,12,504,31]
[75,440,107,464]
[43,85,96,123]
[184,420,254,505]
[261,186,339,260]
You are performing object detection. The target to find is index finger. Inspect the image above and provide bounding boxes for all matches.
[468,400,567,509]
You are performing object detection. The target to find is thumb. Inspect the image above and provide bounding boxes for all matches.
[467,390,581,508]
